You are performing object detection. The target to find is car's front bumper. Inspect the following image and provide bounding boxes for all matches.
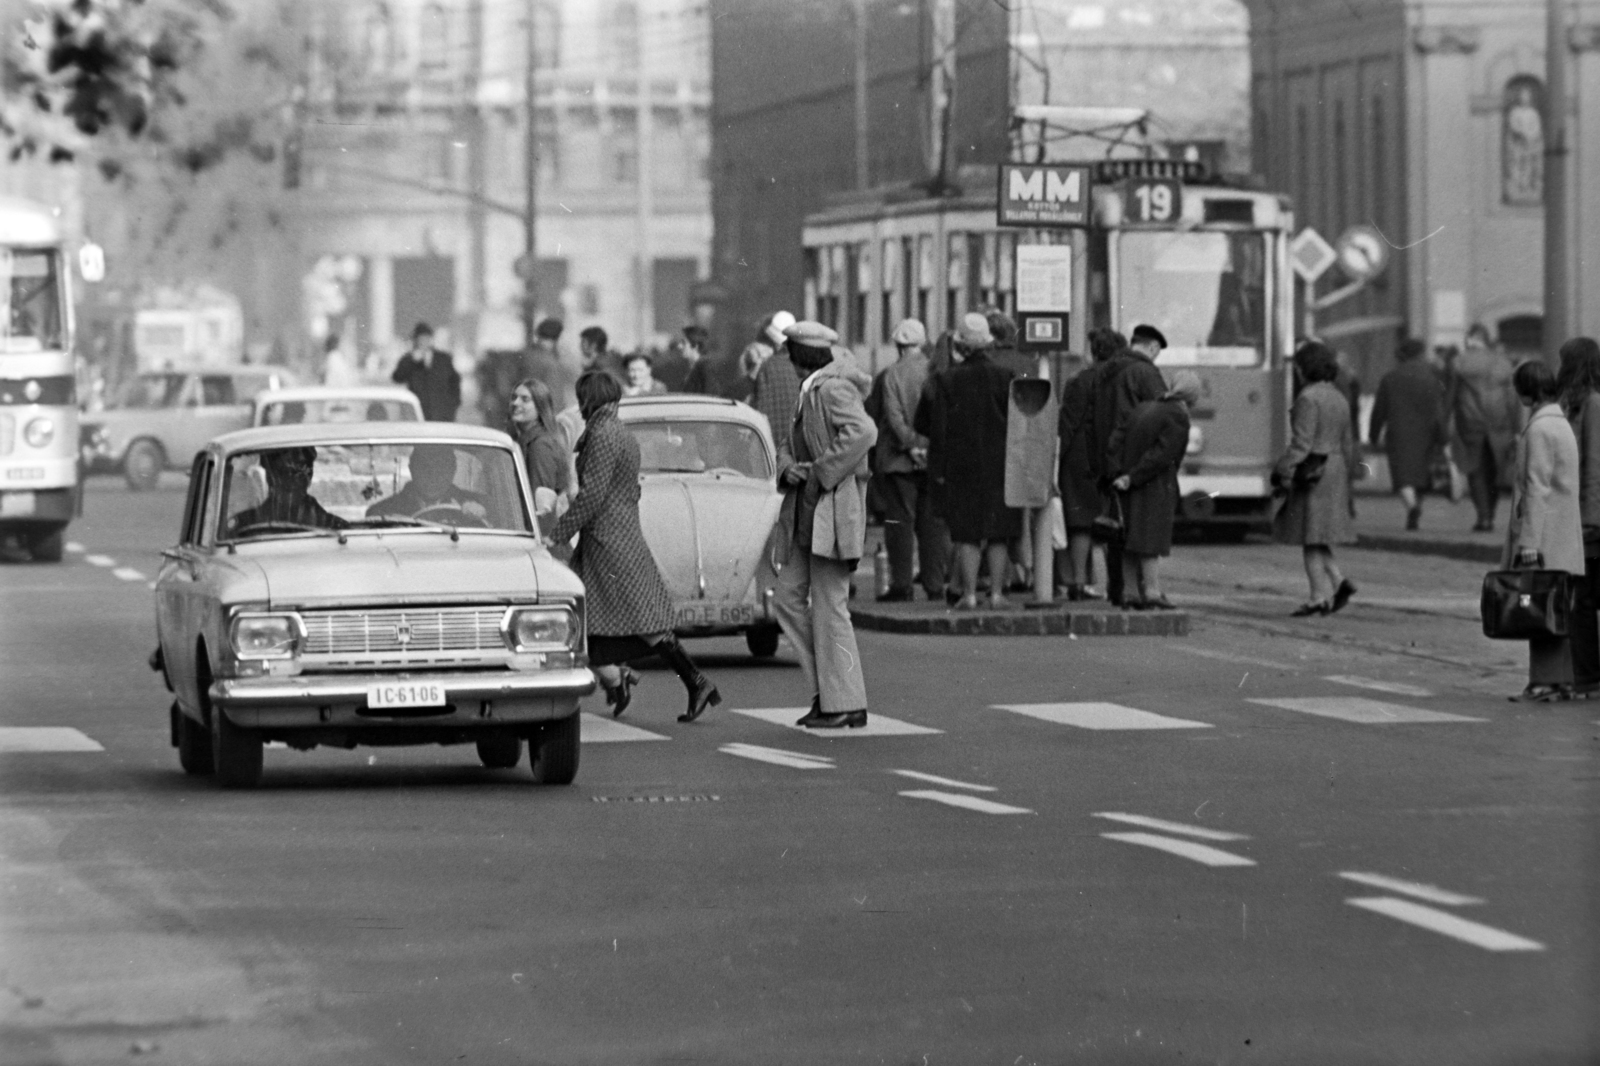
[210,667,596,729]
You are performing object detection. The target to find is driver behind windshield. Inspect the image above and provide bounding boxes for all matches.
[366,444,489,521]
[229,447,349,534]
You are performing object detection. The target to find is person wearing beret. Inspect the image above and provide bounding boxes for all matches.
[870,318,948,601]
[1097,322,1169,605]
[772,321,877,729]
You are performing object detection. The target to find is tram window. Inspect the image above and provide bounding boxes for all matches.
[880,238,899,344]
[916,234,934,329]
[848,242,867,345]
[1116,230,1267,367]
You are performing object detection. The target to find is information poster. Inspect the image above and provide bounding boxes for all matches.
[1015,244,1072,313]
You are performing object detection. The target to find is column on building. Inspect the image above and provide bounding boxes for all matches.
[1408,24,1480,349]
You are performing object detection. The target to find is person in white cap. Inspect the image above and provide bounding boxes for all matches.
[774,320,877,728]
[751,310,800,469]
[870,318,948,600]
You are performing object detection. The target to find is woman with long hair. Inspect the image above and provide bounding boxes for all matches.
[1273,341,1358,616]
[1507,359,1584,701]
[1556,337,1600,694]
[544,371,721,722]
[508,376,569,502]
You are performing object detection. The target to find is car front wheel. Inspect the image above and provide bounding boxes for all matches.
[476,733,522,769]
[175,703,214,776]
[28,527,65,562]
[528,713,580,785]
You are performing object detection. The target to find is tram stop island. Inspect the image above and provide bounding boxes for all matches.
[849,595,1191,637]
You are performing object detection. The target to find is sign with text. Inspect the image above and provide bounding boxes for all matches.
[1125,179,1183,224]
[998,164,1091,227]
[1015,244,1073,313]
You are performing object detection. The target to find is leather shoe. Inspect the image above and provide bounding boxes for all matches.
[802,709,867,729]
[876,588,914,603]
[794,696,824,726]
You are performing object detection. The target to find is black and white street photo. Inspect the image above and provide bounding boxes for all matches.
[1,0,1597,1062]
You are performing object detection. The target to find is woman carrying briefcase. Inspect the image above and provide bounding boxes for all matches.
[1501,360,1585,702]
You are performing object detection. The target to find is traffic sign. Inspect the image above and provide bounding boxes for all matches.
[1289,228,1338,284]
[513,254,535,281]
[1335,224,1390,282]
[1125,178,1183,224]
[998,164,1091,228]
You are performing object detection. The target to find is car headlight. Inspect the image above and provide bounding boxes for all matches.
[1186,424,1204,456]
[24,417,54,449]
[230,613,301,659]
[504,605,581,652]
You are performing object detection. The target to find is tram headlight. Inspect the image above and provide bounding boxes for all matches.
[1186,424,1204,456]
[23,379,41,403]
[23,417,55,449]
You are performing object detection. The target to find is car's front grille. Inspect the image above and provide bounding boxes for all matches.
[299,607,508,668]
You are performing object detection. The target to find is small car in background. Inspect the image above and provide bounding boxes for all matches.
[149,421,594,788]
[82,366,298,490]
[252,385,422,427]
[618,395,784,657]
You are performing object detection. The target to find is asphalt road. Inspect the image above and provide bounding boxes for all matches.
[2,479,1596,1065]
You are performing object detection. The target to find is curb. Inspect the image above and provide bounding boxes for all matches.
[1353,533,1501,565]
[849,604,1190,637]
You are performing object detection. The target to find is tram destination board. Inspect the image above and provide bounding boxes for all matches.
[997,164,1091,228]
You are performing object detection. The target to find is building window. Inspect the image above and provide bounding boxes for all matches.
[608,2,640,68]
[532,1,561,70]
[610,110,638,185]
[418,3,449,69]
[362,2,397,75]
[1503,75,1545,206]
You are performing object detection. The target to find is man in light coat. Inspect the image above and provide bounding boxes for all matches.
[871,317,948,601]
[773,321,877,729]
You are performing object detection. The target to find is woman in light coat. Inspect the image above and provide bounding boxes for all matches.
[1506,360,1585,702]
[1274,342,1358,616]
[1558,337,1600,694]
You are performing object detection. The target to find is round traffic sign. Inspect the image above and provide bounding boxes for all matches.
[512,254,535,281]
[1336,224,1390,282]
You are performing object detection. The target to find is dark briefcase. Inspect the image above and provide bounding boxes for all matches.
[1480,568,1574,640]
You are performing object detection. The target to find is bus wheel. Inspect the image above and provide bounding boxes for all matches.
[28,527,64,562]
[124,440,165,491]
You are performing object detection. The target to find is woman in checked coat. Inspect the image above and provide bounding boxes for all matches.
[546,371,721,723]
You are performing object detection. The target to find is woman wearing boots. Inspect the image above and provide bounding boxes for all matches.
[544,371,720,723]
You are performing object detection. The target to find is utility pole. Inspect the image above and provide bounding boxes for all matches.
[466,0,487,343]
[1544,0,1570,361]
[636,41,655,348]
[853,0,869,190]
[522,0,539,349]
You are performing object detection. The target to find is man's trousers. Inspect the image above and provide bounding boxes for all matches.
[773,549,869,713]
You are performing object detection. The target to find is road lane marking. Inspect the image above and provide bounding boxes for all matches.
[1169,645,1300,671]
[1100,832,1256,867]
[1092,812,1249,842]
[84,554,115,567]
[1339,871,1484,906]
[65,541,85,553]
[729,707,941,737]
[891,769,996,792]
[0,728,105,753]
[1247,697,1484,725]
[112,567,146,582]
[1345,897,1543,952]
[579,714,669,743]
[898,790,1032,815]
[1324,675,1436,698]
[718,743,834,770]
[994,702,1211,730]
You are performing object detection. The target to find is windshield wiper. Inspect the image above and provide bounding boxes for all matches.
[347,514,460,542]
[225,521,345,551]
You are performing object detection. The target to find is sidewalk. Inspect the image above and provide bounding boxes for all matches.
[1351,491,1504,564]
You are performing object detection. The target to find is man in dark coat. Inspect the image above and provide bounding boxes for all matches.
[391,322,461,422]
[986,310,1035,379]
[752,310,802,475]
[1111,371,1199,610]
[1370,337,1448,530]
[870,317,947,601]
[921,312,1020,609]
[1057,329,1124,599]
[1094,323,1168,604]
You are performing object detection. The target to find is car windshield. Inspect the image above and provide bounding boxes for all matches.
[627,419,773,479]
[0,248,65,353]
[1116,230,1268,367]
[218,441,534,541]
[259,398,419,425]
[112,373,188,410]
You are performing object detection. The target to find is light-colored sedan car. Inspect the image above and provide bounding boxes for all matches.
[252,385,422,427]
[618,395,784,657]
[149,421,595,788]
[83,366,299,490]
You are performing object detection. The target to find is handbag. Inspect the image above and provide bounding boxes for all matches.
[1091,492,1124,545]
[1292,453,1328,488]
[1480,565,1574,640]
[1430,447,1468,501]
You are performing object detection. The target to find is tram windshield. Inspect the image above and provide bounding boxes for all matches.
[1115,231,1267,367]
[0,248,65,353]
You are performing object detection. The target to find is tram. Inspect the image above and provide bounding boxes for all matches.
[0,196,80,561]
[801,160,1297,534]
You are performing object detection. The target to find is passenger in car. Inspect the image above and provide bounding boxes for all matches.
[229,447,348,534]
[366,444,489,520]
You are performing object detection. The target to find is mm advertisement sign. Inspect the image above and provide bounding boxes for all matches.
[997,164,1091,227]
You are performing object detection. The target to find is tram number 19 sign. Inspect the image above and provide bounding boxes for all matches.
[1126,178,1183,224]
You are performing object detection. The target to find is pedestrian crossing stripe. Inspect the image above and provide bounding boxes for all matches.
[0,728,105,753]
[899,790,1032,815]
[719,743,835,770]
[1247,697,1483,725]
[729,707,942,737]
[1324,675,1436,698]
[1345,897,1543,952]
[580,714,669,743]
[994,703,1212,730]
[1101,832,1255,867]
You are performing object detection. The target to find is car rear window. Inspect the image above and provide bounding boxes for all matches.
[260,398,419,425]
[626,419,773,479]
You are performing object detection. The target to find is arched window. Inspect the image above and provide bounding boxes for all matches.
[1502,75,1545,205]
[419,3,450,70]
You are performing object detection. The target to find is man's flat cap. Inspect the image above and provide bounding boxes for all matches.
[784,320,840,349]
[1131,323,1167,349]
[891,318,927,347]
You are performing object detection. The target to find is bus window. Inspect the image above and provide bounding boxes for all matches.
[1116,230,1268,367]
[1,249,64,353]
[916,235,934,327]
